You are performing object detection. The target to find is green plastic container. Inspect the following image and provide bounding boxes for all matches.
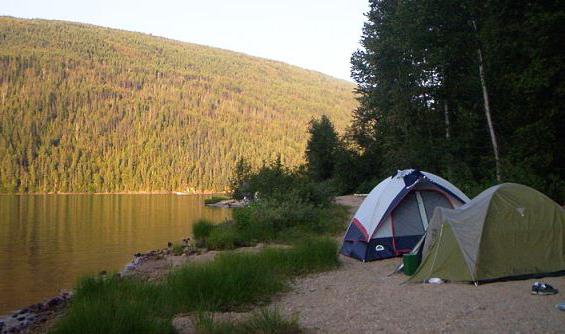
[403,254,421,276]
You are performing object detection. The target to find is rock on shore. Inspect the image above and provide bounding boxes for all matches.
[205,199,247,208]
[0,291,72,334]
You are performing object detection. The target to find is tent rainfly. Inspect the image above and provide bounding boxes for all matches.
[341,169,470,261]
[409,183,565,283]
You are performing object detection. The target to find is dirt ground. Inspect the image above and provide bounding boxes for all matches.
[275,256,565,333]
[272,195,565,333]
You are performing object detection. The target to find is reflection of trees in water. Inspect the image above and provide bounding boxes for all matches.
[0,194,230,314]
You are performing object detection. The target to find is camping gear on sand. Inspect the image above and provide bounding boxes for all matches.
[341,169,470,261]
[531,282,559,295]
[409,183,565,283]
[402,254,421,275]
[427,278,444,284]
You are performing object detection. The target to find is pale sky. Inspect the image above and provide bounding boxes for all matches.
[0,0,369,81]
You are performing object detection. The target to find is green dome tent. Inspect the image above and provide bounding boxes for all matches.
[409,183,565,283]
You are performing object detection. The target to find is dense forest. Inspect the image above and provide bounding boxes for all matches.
[0,17,356,193]
[332,0,563,201]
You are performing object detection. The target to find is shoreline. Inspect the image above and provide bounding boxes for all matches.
[0,191,227,196]
[0,196,235,333]
[0,237,199,333]
[3,195,561,333]
[0,196,358,333]
[0,236,289,333]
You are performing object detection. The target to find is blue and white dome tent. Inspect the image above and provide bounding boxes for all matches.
[341,169,470,261]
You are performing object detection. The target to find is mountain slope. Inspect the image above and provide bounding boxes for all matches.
[0,17,356,192]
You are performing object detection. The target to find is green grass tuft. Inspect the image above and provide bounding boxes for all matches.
[206,224,241,250]
[194,308,302,334]
[233,202,350,245]
[50,238,338,333]
[192,219,215,243]
[50,277,174,334]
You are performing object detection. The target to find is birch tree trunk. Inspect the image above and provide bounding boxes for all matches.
[472,20,501,182]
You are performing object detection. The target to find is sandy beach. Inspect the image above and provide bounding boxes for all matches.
[271,195,565,333]
[8,195,564,333]
[275,255,565,333]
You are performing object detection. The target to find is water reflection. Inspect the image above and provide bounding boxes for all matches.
[0,194,231,313]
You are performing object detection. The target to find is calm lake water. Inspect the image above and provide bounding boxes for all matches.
[0,194,231,314]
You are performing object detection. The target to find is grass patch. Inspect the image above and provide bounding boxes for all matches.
[171,243,185,256]
[192,219,215,246]
[204,196,230,205]
[193,202,349,251]
[194,308,302,334]
[194,202,350,250]
[50,277,173,334]
[51,238,338,333]
[233,202,350,245]
[206,224,241,250]
[163,252,284,312]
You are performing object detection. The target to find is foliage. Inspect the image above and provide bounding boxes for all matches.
[50,277,174,334]
[305,115,340,181]
[354,177,380,195]
[229,158,252,200]
[163,250,283,311]
[206,224,242,250]
[171,243,185,256]
[0,17,355,193]
[224,154,345,245]
[203,196,229,205]
[51,238,338,333]
[244,156,295,201]
[192,219,215,244]
[194,308,302,334]
[233,201,348,244]
[331,141,381,195]
[230,156,335,207]
[348,0,564,202]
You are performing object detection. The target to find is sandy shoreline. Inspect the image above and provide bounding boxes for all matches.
[3,195,564,333]
[275,254,565,333]
[276,195,565,333]
[0,191,225,195]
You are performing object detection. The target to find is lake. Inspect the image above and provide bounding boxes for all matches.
[0,194,231,314]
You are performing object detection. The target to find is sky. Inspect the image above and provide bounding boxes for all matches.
[0,0,369,81]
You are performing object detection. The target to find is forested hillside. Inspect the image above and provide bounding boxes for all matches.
[340,0,564,201]
[0,17,355,192]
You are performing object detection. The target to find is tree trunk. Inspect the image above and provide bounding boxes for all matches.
[443,100,450,140]
[473,20,501,182]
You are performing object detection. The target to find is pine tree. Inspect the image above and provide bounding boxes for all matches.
[305,115,339,181]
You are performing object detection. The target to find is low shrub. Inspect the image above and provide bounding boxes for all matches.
[233,198,348,243]
[233,198,317,241]
[192,219,214,243]
[230,156,336,207]
[355,177,380,194]
[172,243,185,256]
[206,224,242,250]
